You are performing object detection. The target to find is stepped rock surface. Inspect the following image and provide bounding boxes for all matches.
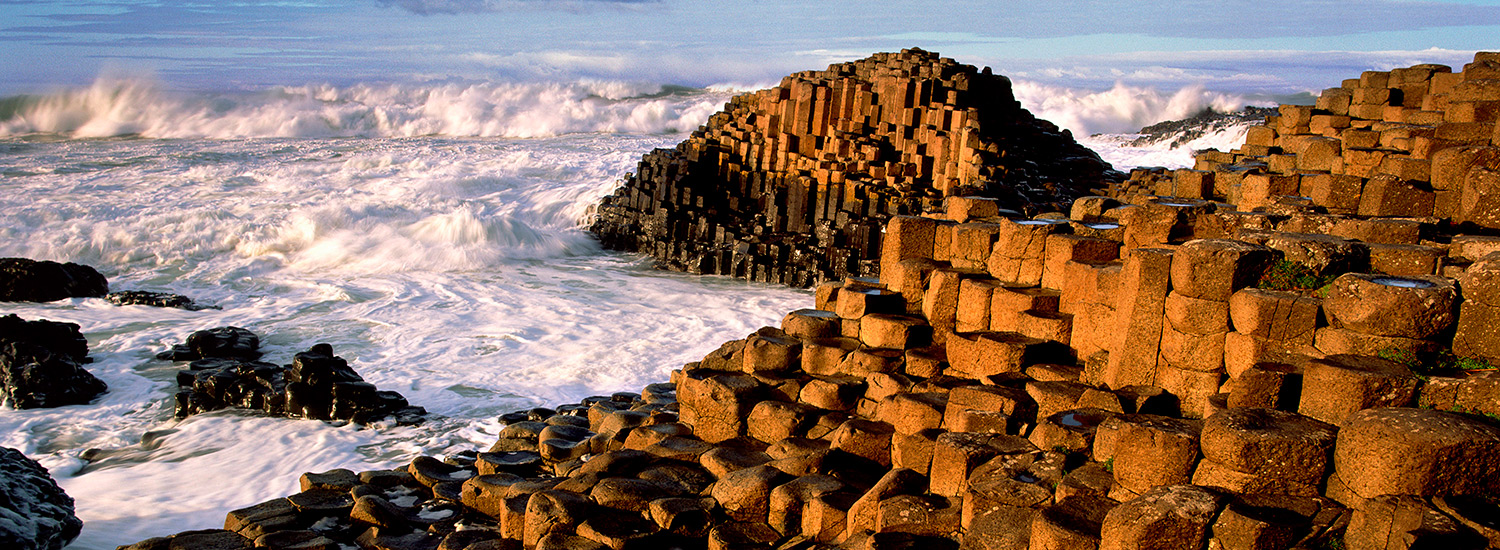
[590,48,1114,287]
[121,50,1500,550]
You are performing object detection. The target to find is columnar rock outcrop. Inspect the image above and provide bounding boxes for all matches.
[590,48,1114,287]
[121,52,1500,550]
[161,328,425,425]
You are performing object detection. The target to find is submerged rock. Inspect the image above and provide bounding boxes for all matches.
[0,315,106,409]
[106,290,219,311]
[0,447,83,550]
[0,257,108,302]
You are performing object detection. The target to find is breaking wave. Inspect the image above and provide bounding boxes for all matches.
[1012,80,1260,136]
[0,79,730,139]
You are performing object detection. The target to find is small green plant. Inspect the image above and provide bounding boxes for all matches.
[1447,404,1500,424]
[1103,457,1114,473]
[1378,347,1498,375]
[1257,259,1338,293]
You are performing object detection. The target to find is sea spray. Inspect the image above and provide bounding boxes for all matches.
[1012,80,1257,136]
[0,79,733,139]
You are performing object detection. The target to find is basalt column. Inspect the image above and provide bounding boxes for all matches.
[589,48,1115,287]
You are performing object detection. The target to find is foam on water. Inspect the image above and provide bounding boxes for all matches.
[0,131,810,548]
[1078,123,1256,170]
[0,79,730,139]
[1013,80,1249,136]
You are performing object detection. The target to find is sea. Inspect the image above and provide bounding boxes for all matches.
[0,77,1260,549]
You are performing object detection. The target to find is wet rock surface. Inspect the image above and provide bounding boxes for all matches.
[165,333,425,425]
[0,314,107,409]
[0,446,83,550]
[106,290,218,311]
[0,257,108,302]
[156,326,262,361]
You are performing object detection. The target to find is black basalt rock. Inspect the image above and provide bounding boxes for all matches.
[0,257,108,302]
[0,447,84,550]
[106,290,219,311]
[0,315,106,409]
[0,343,108,409]
[170,338,424,426]
[0,314,88,362]
[156,326,261,361]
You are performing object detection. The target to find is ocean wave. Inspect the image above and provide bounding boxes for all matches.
[0,79,730,139]
[1012,80,1259,136]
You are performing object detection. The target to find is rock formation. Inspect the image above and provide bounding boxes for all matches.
[161,330,425,425]
[590,48,1115,287]
[0,447,84,550]
[0,257,108,302]
[0,314,107,409]
[121,51,1500,550]
[106,291,218,311]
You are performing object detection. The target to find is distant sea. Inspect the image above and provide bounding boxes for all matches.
[0,76,1259,549]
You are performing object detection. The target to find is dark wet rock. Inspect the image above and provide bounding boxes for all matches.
[0,315,106,409]
[1,342,107,409]
[0,257,108,302]
[106,290,218,311]
[0,314,88,362]
[0,447,83,550]
[1127,106,1278,149]
[156,326,261,361]
[171,342,424,425]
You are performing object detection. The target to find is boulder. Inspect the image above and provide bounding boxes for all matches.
[1322,273,1457,339]
[1169,239,1278,302]
[1099,485,1228,550]
[1197,408,1337,492]
[1333,408,1500,502]
[0,258,107,302]
[1298,355,1420,425]
[0,447,83,550]
[1,342,107,409]
[156,326,262,361]
[0,315,88,362]
[0,315,105,409]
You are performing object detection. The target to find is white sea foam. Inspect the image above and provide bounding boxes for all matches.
[0,131,810,549]
[0,79,731,139]
[1013,80,1252,136]
[1079,122,1256,170]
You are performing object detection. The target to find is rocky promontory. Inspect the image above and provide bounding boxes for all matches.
[590,48,1115,287]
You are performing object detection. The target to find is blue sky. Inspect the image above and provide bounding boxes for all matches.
[1,0,1497,96]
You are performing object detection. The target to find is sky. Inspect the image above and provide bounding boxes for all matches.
[1,0,1498,97]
